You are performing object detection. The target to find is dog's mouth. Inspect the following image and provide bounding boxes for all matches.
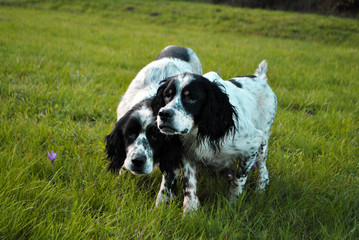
[159,124,188,135]
[130,170,146,175]
[159,125,177,134]
[130,166,152,175]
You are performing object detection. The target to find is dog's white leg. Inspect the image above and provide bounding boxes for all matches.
[229,152,257,203]
[156,175,169,206]
[156,168,180,206]
[256,142,269,191]
[182,160,199,213]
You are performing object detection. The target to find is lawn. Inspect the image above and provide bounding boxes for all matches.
[0,0,358,239]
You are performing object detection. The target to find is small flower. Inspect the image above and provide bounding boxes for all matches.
[252,163,257,169]
[48,151,57,168]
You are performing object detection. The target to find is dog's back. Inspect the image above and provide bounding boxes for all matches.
[156,45,202,75]
[117,46,202,120]
[228,60,277,135]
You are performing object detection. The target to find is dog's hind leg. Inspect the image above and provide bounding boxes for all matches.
[256,142,269,191]
[229,151,257,203]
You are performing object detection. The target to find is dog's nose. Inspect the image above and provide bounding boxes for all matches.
[159,109,174,120]
[132,156,146,167]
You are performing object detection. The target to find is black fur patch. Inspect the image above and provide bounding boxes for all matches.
[228,79,242,88]
[191,76,237,149]
[183,177,190,189]
[235,75,256,78]
[156,46,190,62]
[184,191,191,197]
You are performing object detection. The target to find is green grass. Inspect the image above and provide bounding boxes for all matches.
[0,0,358,239]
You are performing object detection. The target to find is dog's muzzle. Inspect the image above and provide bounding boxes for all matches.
[130,155,148,174]
[158,109,189,135]
[158,109,174,121]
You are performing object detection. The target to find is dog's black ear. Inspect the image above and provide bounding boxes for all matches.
[197,81,237,149]
[151,80,170,115]
[105,119,126,172]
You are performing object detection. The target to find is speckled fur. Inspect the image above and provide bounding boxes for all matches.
[152,60,277,212]
[105,46,202,206]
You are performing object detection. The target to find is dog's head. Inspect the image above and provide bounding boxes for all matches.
[151,73,237,148]
[105,100,182,175]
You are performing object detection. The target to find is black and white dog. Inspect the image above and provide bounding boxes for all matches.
[105,46,202,205]
[151,60,277,212]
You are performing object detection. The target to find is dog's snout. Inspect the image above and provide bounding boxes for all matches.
[159,109,174,120]
[132,156,146,167]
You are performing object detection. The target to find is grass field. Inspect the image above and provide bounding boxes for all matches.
[0,0,358,239]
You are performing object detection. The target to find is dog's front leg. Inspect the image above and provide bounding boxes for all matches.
[156,168,180,206]
[182,160,199,213]
[229,151,257,203]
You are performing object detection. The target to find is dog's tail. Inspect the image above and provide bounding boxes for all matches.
[254,60,268,82]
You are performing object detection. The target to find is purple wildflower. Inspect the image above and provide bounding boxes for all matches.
[252,163,257,169]
[48,151,57,168]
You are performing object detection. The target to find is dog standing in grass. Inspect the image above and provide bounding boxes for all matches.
[151,60,277,212]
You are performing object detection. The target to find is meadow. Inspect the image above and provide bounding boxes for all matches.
[0,0,358,239]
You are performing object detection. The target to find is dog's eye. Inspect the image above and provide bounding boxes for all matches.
[163,89,174,104]
[164,95,172,104]
[164,93,172,103]
[127,132,137,141]
[183,91,197,104]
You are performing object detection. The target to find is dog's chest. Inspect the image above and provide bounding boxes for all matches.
[183,137,238,170]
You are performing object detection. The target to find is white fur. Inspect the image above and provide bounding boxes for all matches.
[117,48,202,120]
[122,107,155,174]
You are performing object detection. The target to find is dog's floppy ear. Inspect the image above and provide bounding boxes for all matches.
[197,80,237,149]
[105,118,126,172]
[151,79,170,115]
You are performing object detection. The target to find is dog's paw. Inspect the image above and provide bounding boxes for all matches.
[156,190,176,207]
[183,197,199,214]
[256,177,269,193]
[155,191,167,207]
